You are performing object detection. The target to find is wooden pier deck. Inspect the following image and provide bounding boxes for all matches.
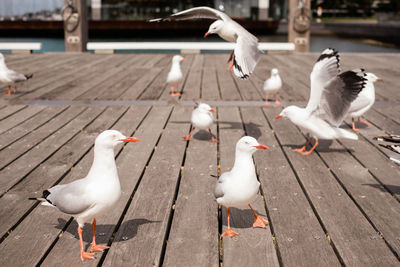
[0,52,399,266]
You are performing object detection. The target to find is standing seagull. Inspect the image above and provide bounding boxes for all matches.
[0,53,33,96]
[347,72,382,132]
[275,48,366,155]
[215,136,269,237]
[150,6,260,79]
[263,68,282,106]
[29,130,139,261]
[167,55,186,96]
[184,103,217,142]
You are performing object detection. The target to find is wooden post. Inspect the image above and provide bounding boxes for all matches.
[63,0,88,52]
[288,0,311,52]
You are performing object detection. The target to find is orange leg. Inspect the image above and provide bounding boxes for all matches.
[228,62,234,71]
[300,139,319,155]
[265,94,270,106]
[274,93,280,106]
[294,137,312,153]
[358,117,370,126]
[227,51,234,63]
[352,118,360,132]
[183,127,195,141]
[221,208,239,237]
[170,86,176,96]
[208,128,218,143]
[78,226,95,261]
[13,85,17,94]
[90,218,109,252]
[248,204,268,228]
[4,85,11,96]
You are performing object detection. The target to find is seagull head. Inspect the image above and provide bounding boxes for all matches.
[172,55,186,63]
[275,106,301,121]
[271,68,279,75]
[366,72,383,83]
[95,130,140,149]
[197,103,215,114]
[236,136,268,154]
[205,20,224,37]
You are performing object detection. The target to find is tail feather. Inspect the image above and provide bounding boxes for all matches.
[25,74,33,80]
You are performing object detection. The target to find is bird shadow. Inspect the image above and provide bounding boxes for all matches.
[193,130,215,140]
[54,218,160,245]
[219,121,263,139]
[223,207,266,229]
[362,183,400,195]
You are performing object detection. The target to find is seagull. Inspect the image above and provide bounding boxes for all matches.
[167,55,186,96]
[263,68,282,106]
[275,48,366,155]
[150,6,260,79]
[215,136,269,237]
[373,134,400,143]
[184,103,217,142]
[0,53,33,96]
[347,72,382,132]
[29,130,139,261]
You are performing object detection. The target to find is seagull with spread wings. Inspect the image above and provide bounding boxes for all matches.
[275,48,367,155]
[150,6,260,79]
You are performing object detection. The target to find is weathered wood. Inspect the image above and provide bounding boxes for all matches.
[163,107,218,267]
[264,107,399,265]
[0,105,26,121]
[202,55,221,101]
[216,55,242,101]
[218,107,280,266]
[288,0,310,52]
[0,105,45,135]
[63,0,88,52]
[101,106,191,266]
[247,107,341,266]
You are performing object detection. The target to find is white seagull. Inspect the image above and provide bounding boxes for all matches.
[347,72,382,132]
[167,55,186,96]
[0,53,33,96]
[29,130,139,261]
[150,6,260,79]
[215,136,269,237]
[275,48,366,155]
[184,103,217,142]
[263,68,282,106]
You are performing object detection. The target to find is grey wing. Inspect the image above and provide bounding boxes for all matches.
[149,6,227,22]
[7,70,27,83]
[46,180,93,215]
[318,69,367,126]
[307,48,341,111]
[232,36,260,79]
[214,172,229,199]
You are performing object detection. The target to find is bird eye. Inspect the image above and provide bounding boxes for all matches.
[112,134,116,139]
[245,141,249,145]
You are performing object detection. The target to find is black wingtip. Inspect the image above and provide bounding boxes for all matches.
[28,197,37,200]
[317,48,339,63]
[42,189,52,204]
[25,74,33,80]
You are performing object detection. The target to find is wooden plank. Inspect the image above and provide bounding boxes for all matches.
[215,55,242,101]
[0,105,26,121]
[246,107,341,266]
[40,106,172,267]
[163,107,218,267]
[263,107,399,265]
[233,73,263,101]
[180,54,203,100]
[374,105,400,125]
[218,106,280,266]
[0,107,134,267]
[201,55,221,101]
[0,105,68,151]
[0,105,45,134]
[101,106,191,266]
[0,106,102,196]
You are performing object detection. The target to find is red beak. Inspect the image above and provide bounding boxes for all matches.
[274,115,282,120]
[377,77,383,81]
[253,144,269,150]
[120,137,140,142]
[209,108,216,112]
[182,57,187,61]
[204,32,210,38]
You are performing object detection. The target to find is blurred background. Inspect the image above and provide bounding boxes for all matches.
[0,0,399,52]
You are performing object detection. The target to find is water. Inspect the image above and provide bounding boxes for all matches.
[0,35,399,53]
